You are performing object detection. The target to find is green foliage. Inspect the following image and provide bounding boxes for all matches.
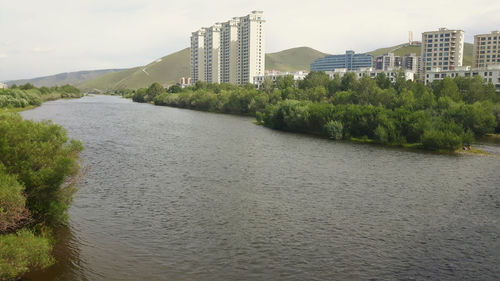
[0,113,83,225]
[0,229,54,280]
[0,85,81,109]
[135,73,499,151]
[0,168,29,233]
[324,120,343,140]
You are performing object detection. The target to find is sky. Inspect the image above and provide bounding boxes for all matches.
[1,0,499,81]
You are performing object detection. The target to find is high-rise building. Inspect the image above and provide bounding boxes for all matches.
[237,11,265,84]
[310,51,373,72]
[473,31,500,69]
[204,24,222,83]
[190,11,265,85]
[220,18,240,84]
[190,28,206,83]
[421,28,464,73]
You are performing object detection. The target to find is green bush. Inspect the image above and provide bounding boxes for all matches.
[324,120,343,140]
[0,113,83,225]
[0,230,54,280]
[0,168,30,233]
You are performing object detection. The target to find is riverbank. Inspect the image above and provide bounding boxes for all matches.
[1,84,84,280]
[123,75,500,153]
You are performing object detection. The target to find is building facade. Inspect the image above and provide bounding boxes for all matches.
[253,71,308,89]
[326,68,415,83]
[421,28,464,73]
[220,18,240,84]
[375,53,402,70]
[310,51,373,72]
[190,11,265,85]
[0,83,8,89]
[190,29,206,83]
[423,65,500,92]
[473,31,500,69]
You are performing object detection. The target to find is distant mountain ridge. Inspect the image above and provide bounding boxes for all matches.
[5,69,125,87]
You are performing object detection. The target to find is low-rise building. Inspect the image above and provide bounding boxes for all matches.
[0,82,8,89]
[424,65,500,92]
[179,77,191,88]
[326,67,415,82]
[310,50,373,72]
[253,71,308,89]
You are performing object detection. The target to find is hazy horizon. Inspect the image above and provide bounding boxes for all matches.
[1,0,499,81]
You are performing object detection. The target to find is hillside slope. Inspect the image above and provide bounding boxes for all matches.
[5,69,124,87]
[79,46,329,91]
[265,47,329,72]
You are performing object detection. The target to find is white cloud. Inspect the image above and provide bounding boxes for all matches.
[1,0,499,81]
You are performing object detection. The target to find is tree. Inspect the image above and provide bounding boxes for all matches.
[375,73,392,89]
[146,83,165,101]
[299,71,330,90]
[262,77,274,94]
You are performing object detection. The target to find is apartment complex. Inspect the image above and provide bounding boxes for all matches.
[326,68,415,83]
[473,31,500,68]
[253,71,308,89]
[190,11,265,85]
[376,52,421,76]
[310,51,373,72]
[421,28,464,73]
[424,65,500,92]
[375,53,402,70]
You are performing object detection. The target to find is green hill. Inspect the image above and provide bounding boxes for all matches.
[367,42,473,66]
[79,46,329,91]
[5,69,124,88]
[265,47,329,72]
[78,48,190,91]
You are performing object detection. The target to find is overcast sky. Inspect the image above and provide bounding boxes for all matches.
[1,0,499,81]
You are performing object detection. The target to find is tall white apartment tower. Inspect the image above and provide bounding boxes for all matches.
[190,28,206,83]
[220,18,240,84]
[204,23,222,83]
[237,11,265,85]
[190,11,265,85]
[421,28,464,73]
[473,31,500,69]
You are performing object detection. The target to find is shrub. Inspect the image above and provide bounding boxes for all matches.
[324,120,343,140]
[0,230,54,280]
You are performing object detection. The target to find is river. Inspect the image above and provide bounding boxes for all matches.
[20,95,500,280]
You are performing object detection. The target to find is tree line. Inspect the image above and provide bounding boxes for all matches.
[124,71,500,151]
[0,83,82,108]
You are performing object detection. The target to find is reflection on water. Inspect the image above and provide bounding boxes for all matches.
[21,96,500,280]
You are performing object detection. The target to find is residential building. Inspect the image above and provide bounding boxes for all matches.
[473,31,500,68]
[179,77,191,88]
[310,51,373,72]
[421,28,465,73]
[0,82,8,89]
[237,11,265,84]
[204,23,222,83]
[253,71,308,89]
[423,65,500,92]
[190,11,265,85]
[220,18,240,84]
[326,67,415,82]
[402,53,422,77]
[376,53,402,70]
[190,28,206,83]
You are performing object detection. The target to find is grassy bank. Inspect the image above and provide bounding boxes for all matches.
[0,84,83,280]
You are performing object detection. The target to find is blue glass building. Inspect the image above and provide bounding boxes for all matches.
[310,50,373,71]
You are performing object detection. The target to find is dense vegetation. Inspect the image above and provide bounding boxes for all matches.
[0,84,83,280]
[0,83,82,109]
[128,72,499,152]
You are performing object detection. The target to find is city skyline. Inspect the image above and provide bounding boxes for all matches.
[1,0,499,81]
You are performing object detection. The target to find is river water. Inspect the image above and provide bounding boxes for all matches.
[20,96,500,280]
